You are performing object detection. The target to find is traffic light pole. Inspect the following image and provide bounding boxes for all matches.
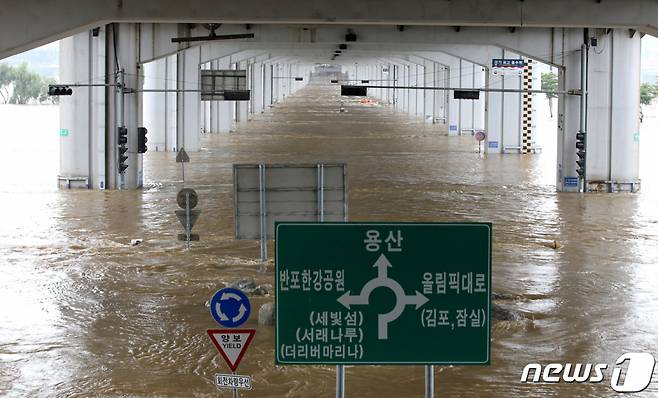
[578,44,589,193]
[117,69,126,190]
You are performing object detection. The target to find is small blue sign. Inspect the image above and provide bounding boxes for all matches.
[492,58,525,68]
[488,141,499,149]
[564,177,579,187]
[210,287,251,328]
[449,124,458,132]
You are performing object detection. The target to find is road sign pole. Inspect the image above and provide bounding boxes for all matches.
[425,365,434,397]
[258,164,267,262]
[182,162,185,182]
[336,365,345,398]
[185,192,191,249]
[232,371,239,398]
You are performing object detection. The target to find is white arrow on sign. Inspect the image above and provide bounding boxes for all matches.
[232,304,247,323]
[336,253,429,340]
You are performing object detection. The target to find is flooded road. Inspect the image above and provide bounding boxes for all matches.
[2,85,658,397]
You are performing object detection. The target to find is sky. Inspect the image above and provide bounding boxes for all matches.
[641,35,658,83]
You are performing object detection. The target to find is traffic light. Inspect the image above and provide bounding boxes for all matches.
[118,126,128,173]
[576,132,586,177]
[137,127,148,154]
[48,85,73,96]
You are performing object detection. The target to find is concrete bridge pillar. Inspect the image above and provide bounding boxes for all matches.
[112,23,143,189]
[557,28,641,192]
[142,58,167,150]
[484,49,523,154]
[446,57,461,136]
[58,28,107,189]
[236,60,249,122]
[263,62,273,108]
[176,45,200,151]
[215,57,233,133]
[421,59,434,123]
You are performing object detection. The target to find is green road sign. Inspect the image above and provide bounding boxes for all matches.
[275,222,491,365]
[59,128,69,137]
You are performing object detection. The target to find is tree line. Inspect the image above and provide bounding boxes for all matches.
[0,62,57,104]
[641,80,658,106]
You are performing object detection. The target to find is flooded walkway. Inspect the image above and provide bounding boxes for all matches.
[1,84,658,397]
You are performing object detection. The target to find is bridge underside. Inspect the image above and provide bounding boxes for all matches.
[54,22,641,193]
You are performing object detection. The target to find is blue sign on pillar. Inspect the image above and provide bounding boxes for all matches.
[210,288,252,328]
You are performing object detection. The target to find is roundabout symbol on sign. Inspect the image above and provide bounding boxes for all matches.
[210,287,251,328]
[336,253,429,340]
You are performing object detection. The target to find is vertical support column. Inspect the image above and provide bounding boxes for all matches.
[502,51,522,152]
[59,28,107,189]
[211,60,220,133]
[521,59,534,153]
[248,60,254,117]
[423,59,434,122]
[404,64,410,114]
[237,60,249,122]
[558,28,641,192]
[142,58,167,151]
[473,64,486,132]
[558,31,586,192]
[408,63,417,115]
[460,60,474,135]
[58,29,105,189]
[434,64,448,125]
[264,62,273,108]
[165,55,177,150]
[217,57,233,133]
[176,46,201,151]
[201,62,211,133]
[258,164,267,263]
[447,57,461,135]
[485,50,504,153]
[107,23,142,189]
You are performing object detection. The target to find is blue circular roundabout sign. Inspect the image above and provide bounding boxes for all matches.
[209,287,251,328]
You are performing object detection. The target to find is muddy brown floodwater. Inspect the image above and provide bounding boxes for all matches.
[2,84,658,397]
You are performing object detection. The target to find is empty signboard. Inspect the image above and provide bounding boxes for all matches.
[234,163,347,242]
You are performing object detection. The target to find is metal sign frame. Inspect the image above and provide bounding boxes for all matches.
[233,163,348,262]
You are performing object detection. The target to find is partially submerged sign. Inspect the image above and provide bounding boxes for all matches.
[176,188,201,244]
[175,209,201,229]
[275,222,491,365]
[233,163,347,240]
[176,147,190,163]
[207,329,256,371]
[176,188,198,209]
[210,288,251,328]
[215,374,252,390]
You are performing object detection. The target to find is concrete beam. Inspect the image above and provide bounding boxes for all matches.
[3,0,658,59]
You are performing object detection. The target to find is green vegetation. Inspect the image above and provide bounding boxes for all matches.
[640,80,658,106]
[0,62,57,104]
[541,72,558,118]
